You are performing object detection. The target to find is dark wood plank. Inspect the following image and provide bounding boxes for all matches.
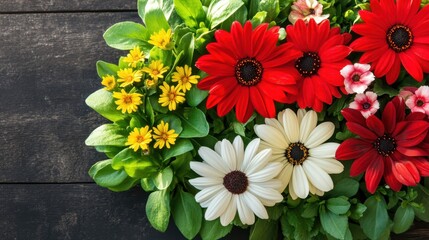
[0,0,136,13]
[0,12,141,182]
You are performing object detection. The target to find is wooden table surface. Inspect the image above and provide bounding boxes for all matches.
[0,1,427,239]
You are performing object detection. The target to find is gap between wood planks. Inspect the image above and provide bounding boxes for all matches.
[0,9,137,15]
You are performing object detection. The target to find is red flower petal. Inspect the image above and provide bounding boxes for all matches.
[384,156,403,191]
[366,115,385,137]
[336,138,373,160]
[412,158,429,176]
[364,154,384,194]
[399,52,424,81]
[342,108,367,126]
[346,122,378,140]
[382,101,397,134]
[392,158,420,186]
[350,149,378,177]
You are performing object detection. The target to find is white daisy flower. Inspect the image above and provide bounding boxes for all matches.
[189,136,284,226]
[254,109,344,200]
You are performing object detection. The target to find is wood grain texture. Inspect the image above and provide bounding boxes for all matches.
[0,0,136,12]
[0,12,141,182]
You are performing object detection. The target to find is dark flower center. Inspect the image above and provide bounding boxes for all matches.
[362,102,371,109]
[285,142,309,165]
[309,8,315,15]
[373,134,397,157]
[295,52,321,77]
[416,99,424,107]
[235,58,263,86]
[352,74,361,82]
[386,25,413,52]
[223,170,248,194]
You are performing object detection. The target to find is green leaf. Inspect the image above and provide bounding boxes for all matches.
[179,108,209,138]
[139,0,175,24]
[349,223,368,240]
[373,78,399,97]
[326,197,351,215]
[319,206,348,240]
[103,21,150,50]
[89,159,128,188]
[415,184,429,222]
[186,86,208,107]
[85,124,127,146]
[207,0,244,29]
[162,139,194,161]
[171,152,192,181]
[220,5,248,30]
[153,167,173,190]
[107,177,139,192]
[111,148,159,178]
[173,0,205,28]
[137,0,148,22]
[250,219,278,240]
[266,204,283,220]
[149,47,173,66]
[257,0,280,22]
[149,94,168,113]
[232,121,246,136]
[144,1,170,35]
[392,205,415,234]
[158,114,183,134]
[282,208,317,240]
[146,190,171,232]
[349,203,367,221]
[190,134,218,149]
[251,11,268,26]
[171,189,202,239]
[85,89,125,122]
[176,32,195,67]
[141,177,156,191]
[96,61,119,78]
[359,195,390,240]
[200,219,233,240]
[302,202,319,218]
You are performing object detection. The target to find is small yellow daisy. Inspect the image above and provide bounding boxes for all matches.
[126,126,152,152]
[142,60,169,81]
[159,82,185,111]
[145,78,158,89]
[101,74,116,90]
[112,89,143,114]
[123,46,145,68]
[117,68,142,87]
[148,29,173,50]
[171,65,201,92]
[153,120,179,149]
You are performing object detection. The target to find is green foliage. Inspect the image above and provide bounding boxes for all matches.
[207,0,244,29]
[200,219,233,240]
[392,205,415,234]
[146,190,171,232]
[172,189,202,239]
[173,0,205,28]
[111,148,159,178]
[178,108,209,138]
[86,89,125,122]
[250,219,278,240]
[162,139,194,161]
[85,124,127,146]
[103,22,150,50]
[89,159,138,191]
[319,205,348,240]
[360,195,390,240]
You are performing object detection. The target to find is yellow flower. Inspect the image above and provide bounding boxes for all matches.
[142,60,169,81]
[145,78,158,89]
[148,29,172,50]
[117,68,142,87]
[171,65,200,92]
[153,120,179,149]
[123,46,145,68]
[112,89,143,114]
[126,126,152,152]
[101,74,116,90]
[159,82,186,111]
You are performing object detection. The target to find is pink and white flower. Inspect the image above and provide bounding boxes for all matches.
[288,0,329,24]
[405,86,429,116]
[399,87,418,100]
[340,63,375,94]
[349,91,379,118]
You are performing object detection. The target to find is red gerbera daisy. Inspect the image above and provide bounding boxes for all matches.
[196,21,301,123]
[350,0,429,84]
[336,97,429,194]
[284,19,352,112]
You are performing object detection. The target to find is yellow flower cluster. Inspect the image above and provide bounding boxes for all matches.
[125,120,179,151]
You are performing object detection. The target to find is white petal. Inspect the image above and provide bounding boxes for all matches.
[302,161,333,192]
[304,122,335,148]
[220,194,237,226]
[297,109,307,124]
[254,125,288,149]
[233,136,244,170]
[292,165,310,199]
[251,179,283,191]
[241,138,260,172]
[198,147,229,174]
[278,163,293,192]
[214,141,222,155]
[237,194,255,225]
[248,162,282,182]
[288,178,299,200]
[265,118,291,144]
[307,157,344,174]
[309,181,325,196]
[195,185,224,203]
[299,110,317,143]
[205,190,231,221]
[283,109,300,143]
[242,192,268,220]
[308,142,340,158]
[221,139,237,171]
[190,162,224,178]
[248,183,283,206]
[189,177,223,190]
[244,149,272,175]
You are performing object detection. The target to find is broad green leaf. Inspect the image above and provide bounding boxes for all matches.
[191,134,218,149]
[145,97,155,125]
[220,5,248,30]
[85,124,127,146]
[179,108,209,138]
[186,86,208,107]
[176,32,195,67]
[149,47,173,67]
[373,78,398,97]
[266,204,283,221]
[96,61,119,78]
[326,197,351,215]
[108,177,139,192]
[139,0,175,24]
[282,208,317,240]
[86,89,125,122]
[232,122,246,136]
[207,0,244,29]
[171,189,202,239]
[257,0,280,22]
[111,148,159,178]
[141,177,156,192]
[171,152,192,181]
[349,223,367,240]
[95,146,123,159]
[137,0,148,22]
[146,190,171,232]
[158,114,183,134]
[89,159,128,188]
[153,167,173,190]
[103,21,149,50]
[319,206,348,240]
[302,202,319,218]
[359,195,390,240]
[149,94,168,113]
[250,219,278,240]
[144,1,170,35]
[392,205,415,234]
[349,203,367,221]
[162,139,194,161]
[200,219,233,240]
[173,0,205,28]
[251,11,268,26]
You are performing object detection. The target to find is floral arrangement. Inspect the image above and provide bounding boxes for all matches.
[85,0,429,239]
